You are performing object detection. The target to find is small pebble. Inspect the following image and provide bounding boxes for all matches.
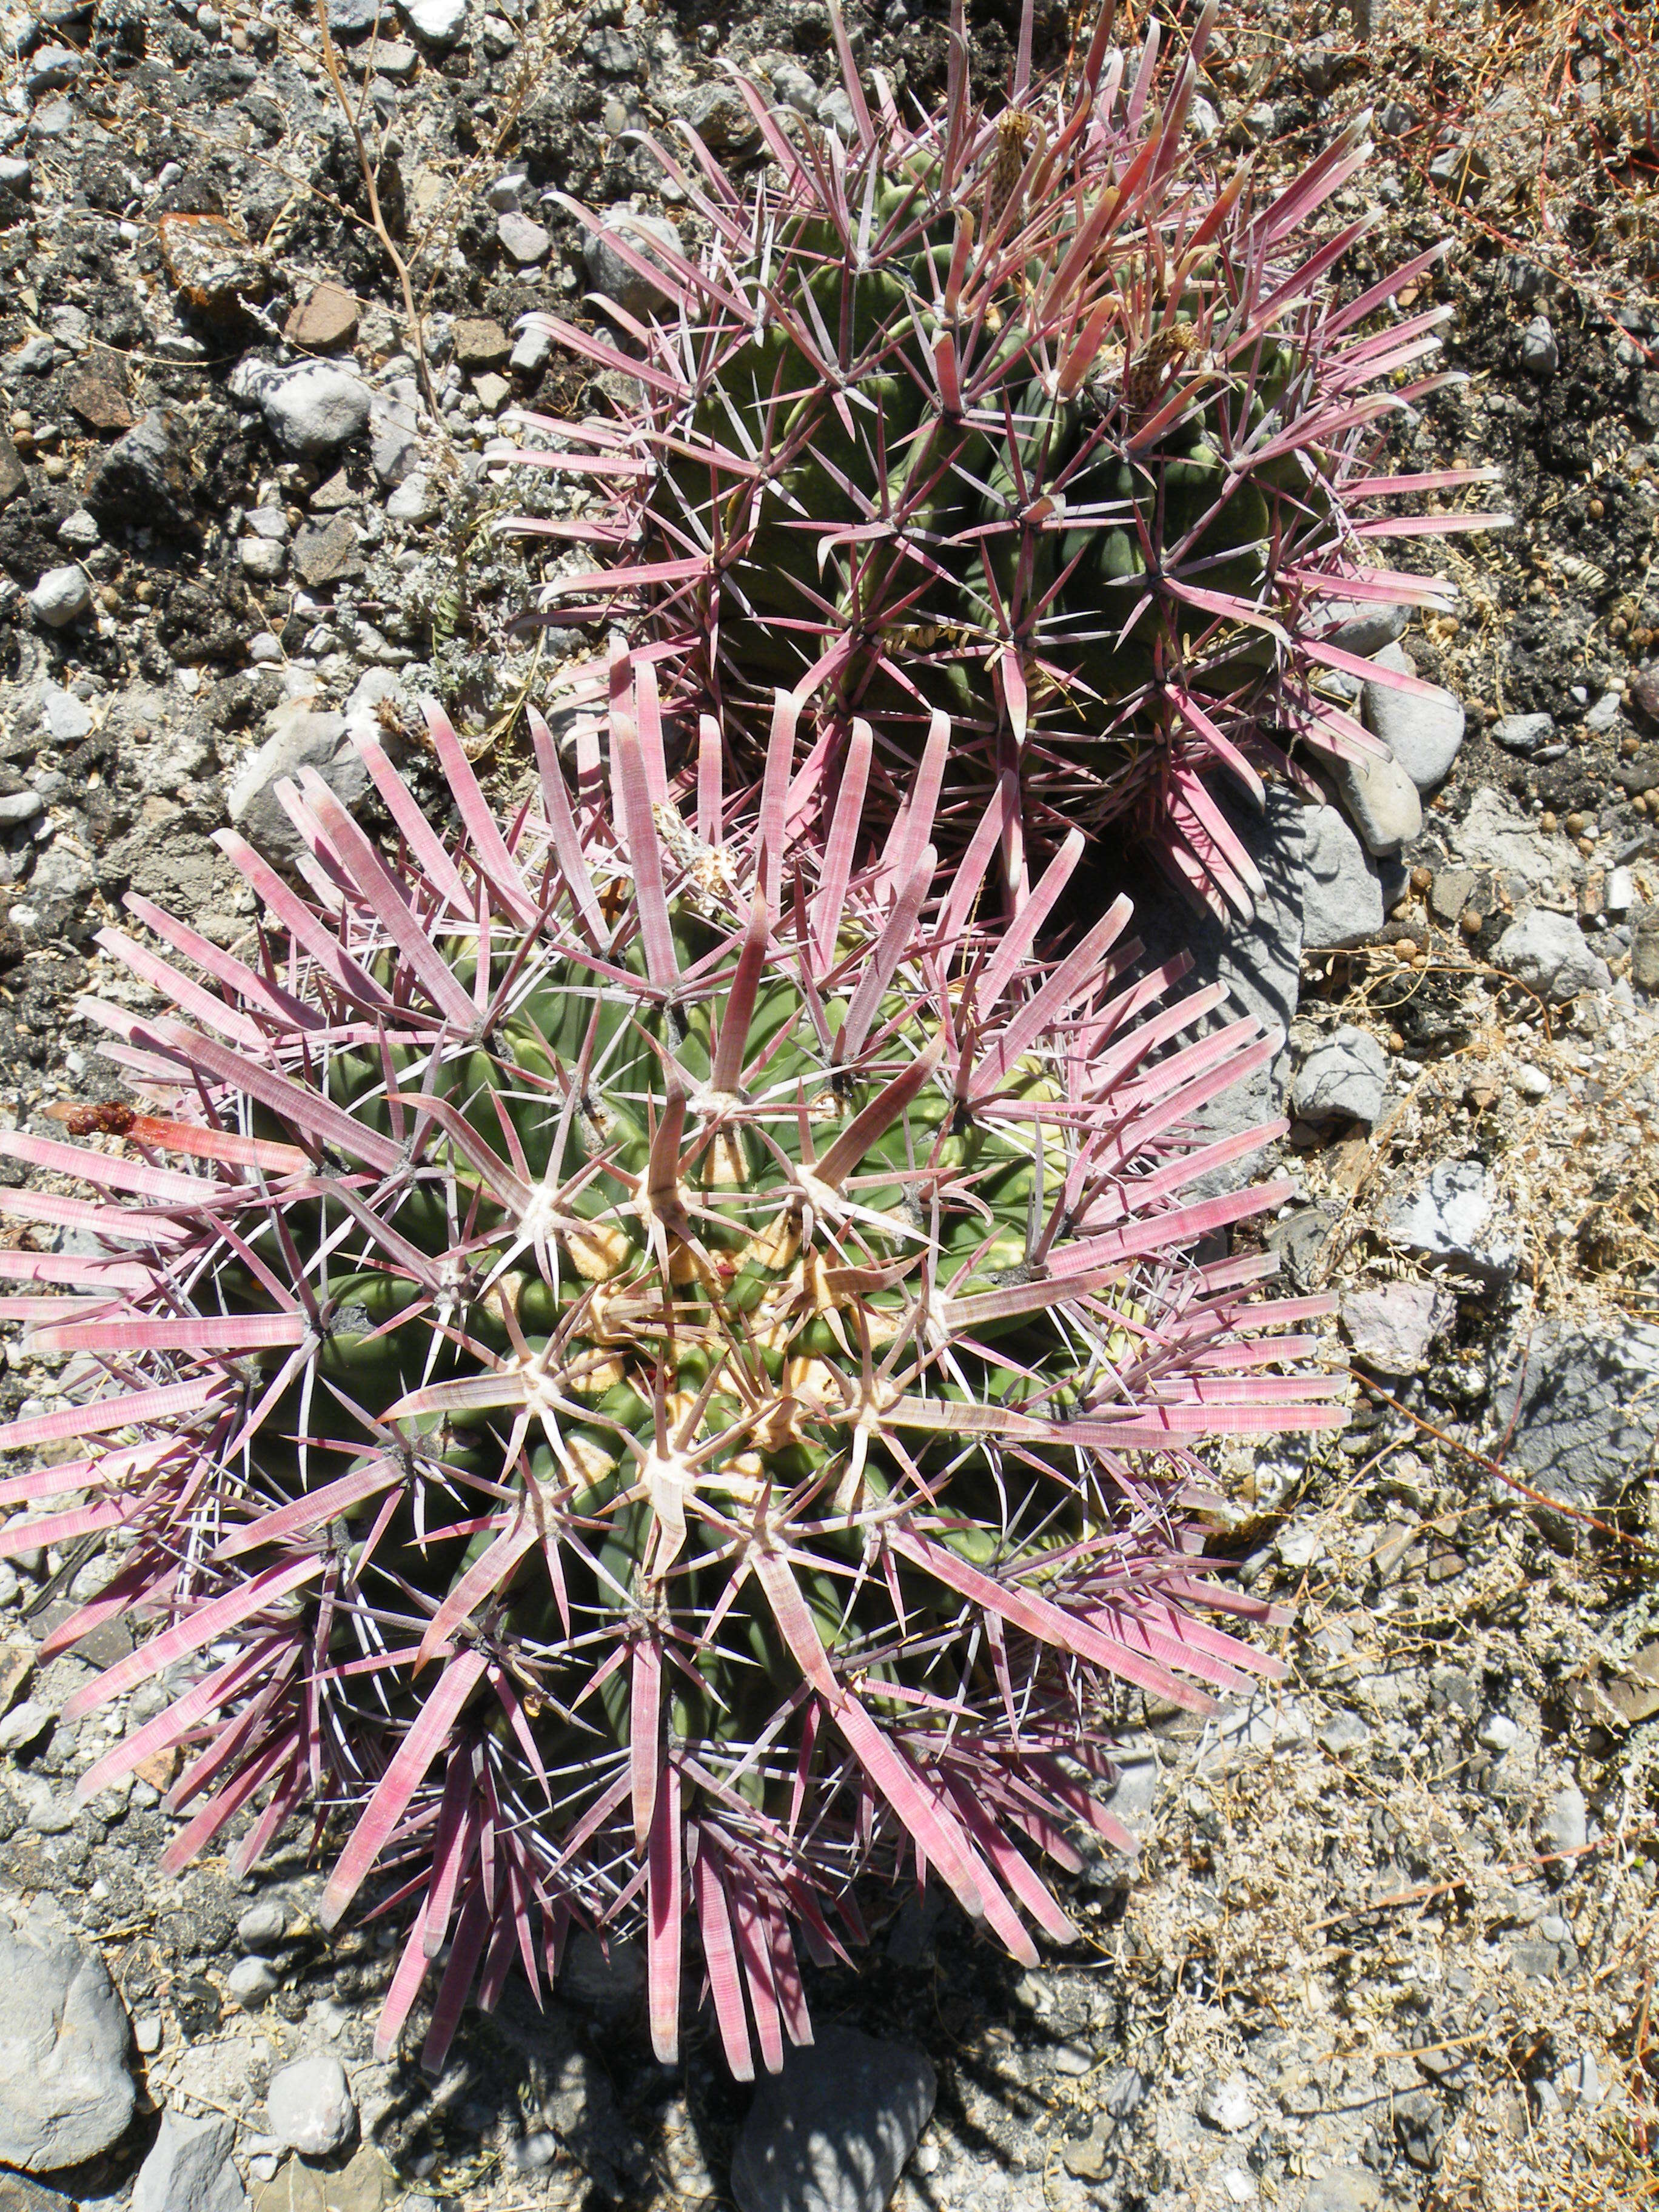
[227,1956,278,2007]
[237,1897,289,1951]
[29,563,92,627]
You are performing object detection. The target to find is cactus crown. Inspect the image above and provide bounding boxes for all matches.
[506,0,1503,915]
[0,659,1341,2075]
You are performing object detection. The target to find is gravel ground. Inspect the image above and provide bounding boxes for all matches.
[0,0,1657,2208]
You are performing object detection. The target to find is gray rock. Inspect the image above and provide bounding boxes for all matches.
[1453,788,1563,896]
[132,2109,247,2212]
[1293,1025,1388,1122]
[369,400,418,488]
[1316,1711,1370,1758]
[677,81,760,155]
[816,86,859,138]
[1301,2173,1381,2212]
[385,473,433,521]
[583,206,682,320]
[232,358,371,457]
[0,791,44,828]
[1360,642,1465,789]
[0,2178,76,2211]
[236,1898,289,1952]
[1384,1159,1515,1282]
[1492,910,1610,1004]
[497,210,549,265]
[0,157,33,197]
[226,1957,277,2008]
[510,318,555,377]
[0,1696,50,1747]
[398,0,468,41]
[1394,2090,1445,2171]
[1492,711,1557,757]
[1540,1784,1589,1855]
[56,508,98,550]
[29,564,90,628]
[85,408,195,535]
[771,61,819,115]
[731,2027,936,2212]
[226,700,361,861]
[0,434,25,506]
[25,44,81,94]
[1476,1711,1520,1752]
[266,2056,355,2157]
[1520,315,1558,374]
[1583,688,1622,736]
[1511,1937,1561,1980]
[1491,1314,1659,1510]
[1302,802,1384,949]
[326,0,384,28]
[1342,1281,1454,1373]
[1102,1754,1160,1830]
[0,1909,134,2171]
[239,536,287,581]
[1334,744,1422,853]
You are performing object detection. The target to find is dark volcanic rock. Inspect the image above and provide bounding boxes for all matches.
[85,408,195,534]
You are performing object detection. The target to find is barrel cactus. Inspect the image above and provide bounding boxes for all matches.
[0,660,1340,2075]
[505,0,1501,916]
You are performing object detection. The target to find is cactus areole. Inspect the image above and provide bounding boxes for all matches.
[504,0,1504,917]
[0,660,1342,2076]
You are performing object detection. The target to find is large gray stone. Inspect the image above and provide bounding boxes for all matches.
[398,0,468,41]
[1301,803,1383,950]
[28,564,90,628]
[1385,1159,1515,1283]
[132,2108,248,2212]
[1342,1282,1455,1373]
[227,700,363,863]
[731,2027,936,2212]
[231,358,371,457]
[1292,1025,1388,1123]
[1360,642,1465,791]
[0,1909,134,2171]
[582,206,682,320]
[1493,909,1610,1004]
[0,2177,76,2212]
[1333,744,1422,854]
[1489,1315,1659,1509]
[266,2055,355,2157]
[1312,597,1408,660]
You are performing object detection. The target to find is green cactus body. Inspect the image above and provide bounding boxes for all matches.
[511,4,1501,917]
[4,666,1342,2079]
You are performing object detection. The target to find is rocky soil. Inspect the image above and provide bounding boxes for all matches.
[0,0,1657,2208]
